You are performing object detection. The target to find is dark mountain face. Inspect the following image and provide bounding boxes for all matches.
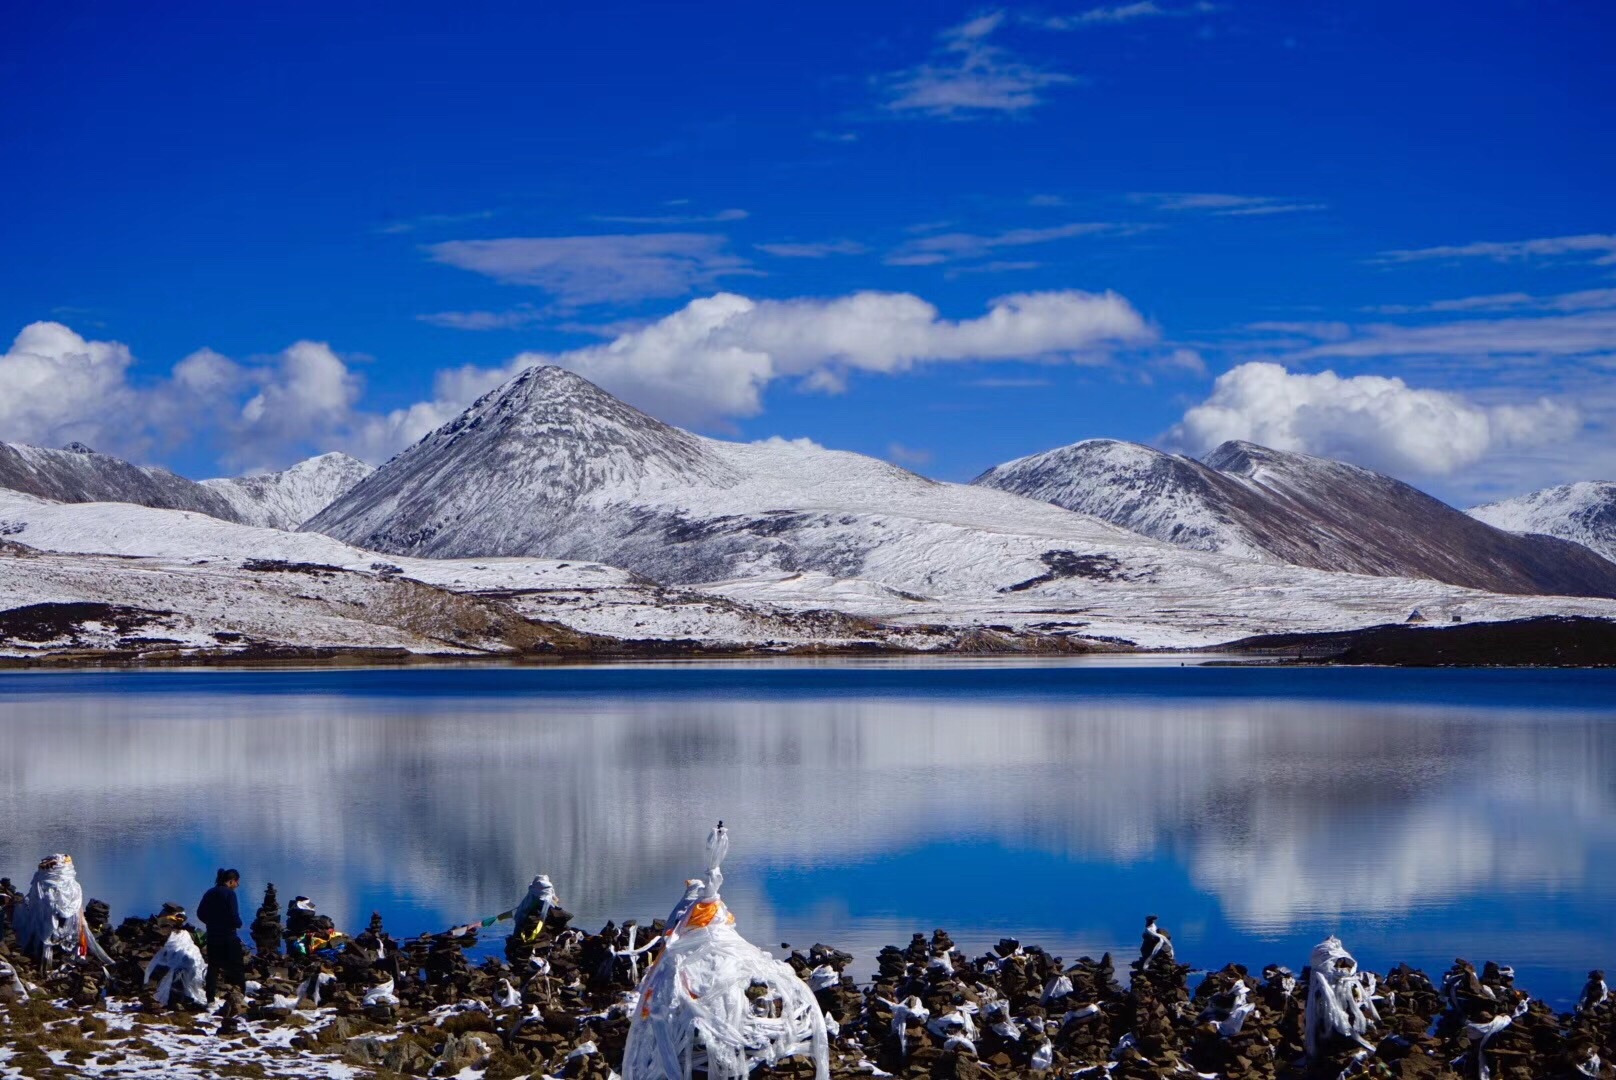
[1204,441,1616,597]
[977,438,1616,600]
[0,442,245,521]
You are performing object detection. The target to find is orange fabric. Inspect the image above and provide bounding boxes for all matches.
[683,900,722,930]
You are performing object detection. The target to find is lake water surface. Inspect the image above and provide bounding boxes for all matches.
[2,661,1613,1005]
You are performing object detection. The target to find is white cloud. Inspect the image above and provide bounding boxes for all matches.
[0,323,457,472]
[1157,347,1208,375]
[1379,233,1616,265]
[887,222,1134,265]
[1033,2,1215,29]
[416,307,549,331]
[967,376,1054,388]
[593,208,749,225]
[375,209,496,235]
[433,289,1155,428]
[1129,192,1326,216]
[426,233,753,305]
[886,442,934,467]
[232,342,364,461]
[755,240,869,258]
[0,289,1150,471]
[1288,310,1616,363]
[1170,362,1582,477]
[0,322,142,452]
[1366,288,1616,316]
[944,260,1045,276]
[883,11,1076,117]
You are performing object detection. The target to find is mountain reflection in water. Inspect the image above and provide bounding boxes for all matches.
[1,664,1612,1004]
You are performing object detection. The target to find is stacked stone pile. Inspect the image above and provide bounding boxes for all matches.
[2,883,1614,1077]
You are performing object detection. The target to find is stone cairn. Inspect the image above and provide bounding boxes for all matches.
[0,872,1613,1078]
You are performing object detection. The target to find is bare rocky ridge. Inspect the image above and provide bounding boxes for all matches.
[975,437,1616,599]
[0,441,244,521]
[1469,480,1616,564]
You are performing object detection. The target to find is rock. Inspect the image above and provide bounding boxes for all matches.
[382,1036,435,1075]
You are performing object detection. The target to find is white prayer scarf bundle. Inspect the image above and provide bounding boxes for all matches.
[622,824,829,1080]
[144,924,208,1007]
[1304,936,1381,1059]
[14,854,110,966]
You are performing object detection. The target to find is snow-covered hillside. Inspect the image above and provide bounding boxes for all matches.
[699,565,1616,650]
[5,483,1616,655]
[0,441,242,520]
[0,491,921,653]
[1469,482,1616,564]
[972,439,1277,561]
[303,366,1248,599]
[975,437,1616,599]
[202,451,374,529]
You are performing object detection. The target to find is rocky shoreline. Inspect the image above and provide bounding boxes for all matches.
[3,879,1613,1080]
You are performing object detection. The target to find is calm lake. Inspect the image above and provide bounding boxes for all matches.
[2,661,1613,1006]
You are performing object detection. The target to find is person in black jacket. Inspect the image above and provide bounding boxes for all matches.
[197,868,245,1003]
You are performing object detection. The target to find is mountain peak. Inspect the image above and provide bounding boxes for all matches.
[1469,481,1616,564]
[1201,439,1279,473]
[0,440,242,520]
[486,364,620,414]
[1203,440,1387,488]
[302,364,739,554]
[200,452,376,530]
[426,365,721,483]
[978,435,1616,598]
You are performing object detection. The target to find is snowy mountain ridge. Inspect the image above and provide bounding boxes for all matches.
[304,365,1176,595]
[202,452,375,529]
[0,440,372,531]
[975,437,1616,599]
[969,438,1277,561]
[0,440,244,520]
[1469,482,1616,564]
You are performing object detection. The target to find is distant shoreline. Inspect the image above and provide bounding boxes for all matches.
[2,614,1614,670]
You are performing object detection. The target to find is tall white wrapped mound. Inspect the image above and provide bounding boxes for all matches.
[145,924,209,1007]
[14,854,95,964]
[623,825,829,1080]
[1304,935,1381,1058]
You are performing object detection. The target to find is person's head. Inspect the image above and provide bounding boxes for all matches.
[217,868,241,889]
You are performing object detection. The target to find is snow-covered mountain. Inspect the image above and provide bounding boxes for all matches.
[971,439,1278,561]
[0,441,243,520]
[0,441,370,531]
[304,365,1181,595]
[202,452,374,529]
[974,437,1616,599]
[1469,482,1616,564]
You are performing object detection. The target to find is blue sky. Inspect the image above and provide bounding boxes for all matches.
[1,0,1612,502]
